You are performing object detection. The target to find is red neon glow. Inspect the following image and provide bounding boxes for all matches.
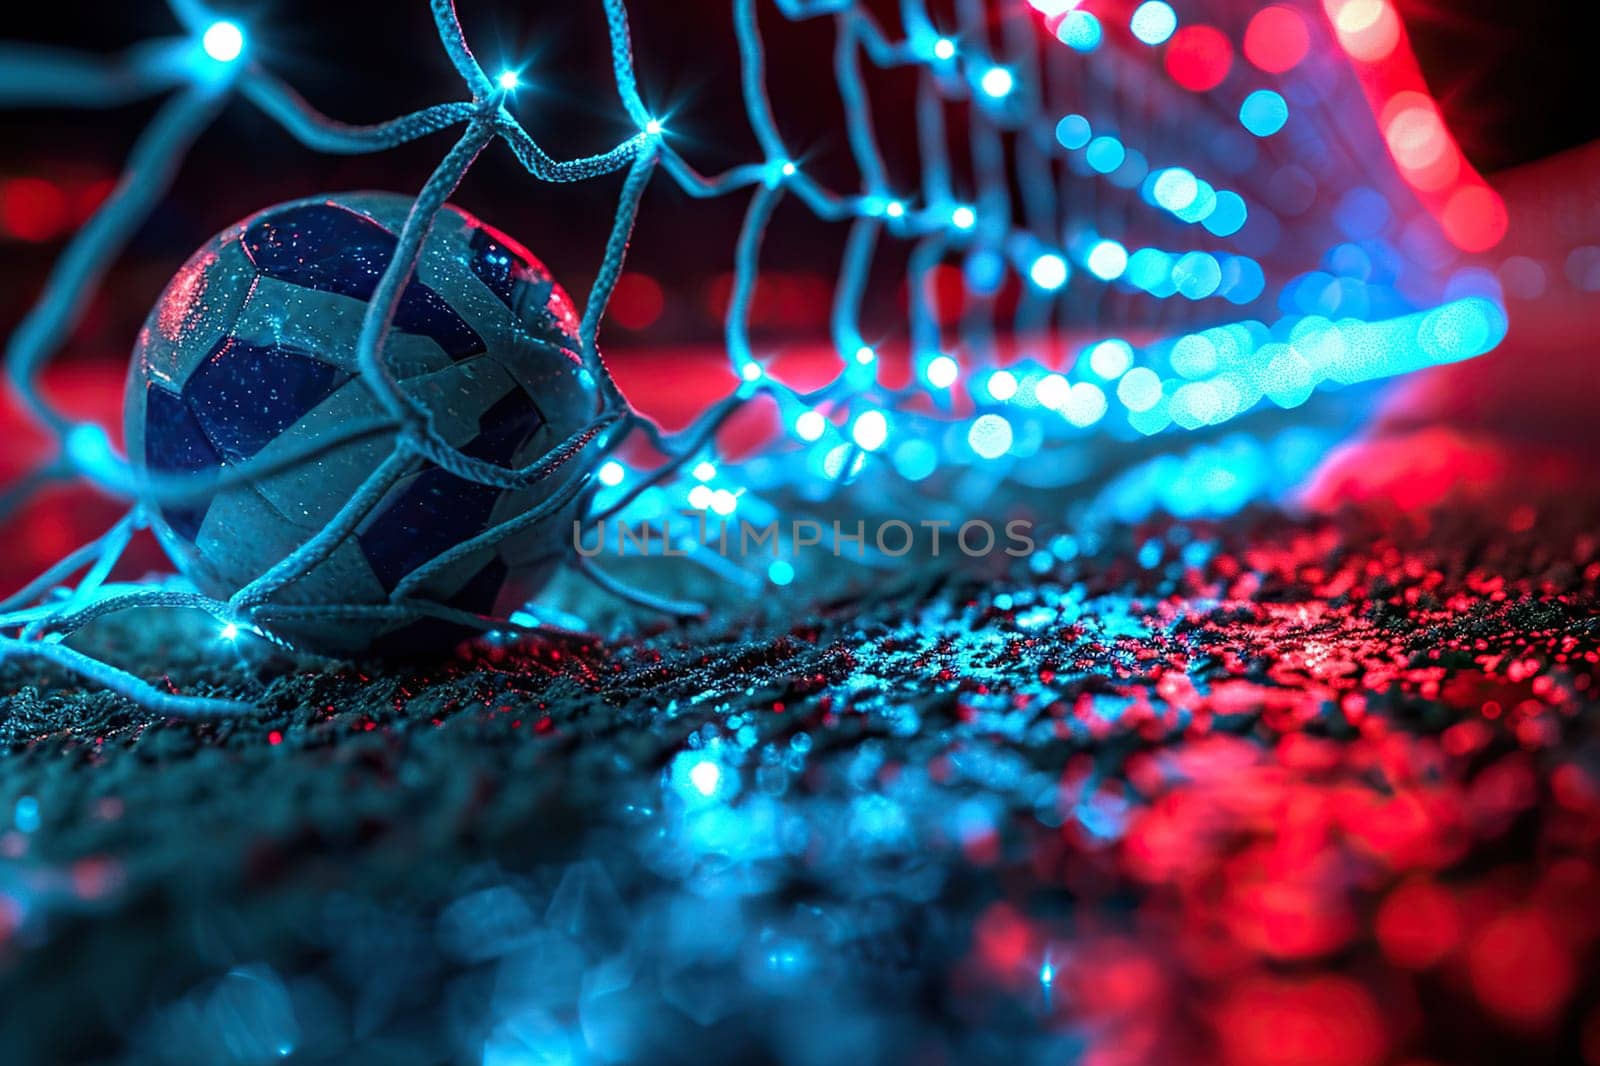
[1163,25,1234,93]
[1244,5,1311,74]
[608,272,665,331]
[1382,93,1459,190]
[1319,0,1507,252]
[1442,184,1510,253]
[1330,0,1401,62]
[0,177,70,242]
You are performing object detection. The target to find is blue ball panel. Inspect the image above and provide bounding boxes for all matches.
[357,388,544,592]
[358,469,500,592]
[185,337,344,464]
[461,386,545,466]
[241,202,486,361]
[143,383,220,542]
[368,556,508,655]
[467,226,532,313]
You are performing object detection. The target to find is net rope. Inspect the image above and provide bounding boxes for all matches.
[0,0,1505,714]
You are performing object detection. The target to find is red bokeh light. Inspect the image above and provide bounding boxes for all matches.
[0,177,70,242]
[1164,26,1234,93]
[1329,0,1401,64]
[608,271,665,331]
[1217,976,1388,1066]
[1244,6,1311,74]
[1441,184,1509,253]
[1468,910,1576,1031]
[1375,878,1461,968]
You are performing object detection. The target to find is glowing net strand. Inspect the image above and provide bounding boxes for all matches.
[0,0,1506,714]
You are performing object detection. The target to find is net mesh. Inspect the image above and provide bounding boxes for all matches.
[0,0,1507,713]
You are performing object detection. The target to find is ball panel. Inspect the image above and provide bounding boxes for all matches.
[461,386,545,465]
[352,387,542,594]
[191,485,388,607]
[463,223,582,357]
[184,337,346,465]
[490,349,600,446]
[141,382,220,543]
[400,356,523,450]
[233,275,456,380]
[366,555,509,656]
[240,199,486,362]
[246,377,400,532]
[356,466,504,592]
[134,236,259,393]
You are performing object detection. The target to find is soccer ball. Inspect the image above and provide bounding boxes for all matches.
[125,192,601,655]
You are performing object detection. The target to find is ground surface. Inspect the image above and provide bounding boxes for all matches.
[2,483,1600,1066]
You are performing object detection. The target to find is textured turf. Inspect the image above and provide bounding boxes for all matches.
[2,495,1599,1065]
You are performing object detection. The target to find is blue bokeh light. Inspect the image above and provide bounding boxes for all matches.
[1086,239,1129,281]
[1240,90,1290,137]
[1056,114,1092,150]
[1130,2,1178,45]
[1085,136,1126,174]
[1057,10,1103,52]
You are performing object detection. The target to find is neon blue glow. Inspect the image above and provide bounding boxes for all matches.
[202,20,245,63]
[1126,248,1173,292]
[1220,256,1266,304]
[980,67,1014,99]
[926,354,960,388]
[599,460,625,486]
[795,409,827,442]
[852,410,889,451]
[1055,114,1092,151]
[768,559,795,586]
[1173,181,1217,224]
[1035,373,1069,410]
[1240,90,1290,137]
[1130,2,1178,45]
[14,796,40,834]
[1088,339,1134,379]
[965,249,1006,293]
[1203,190,1249,237]
[1152,168,1199,212]
[932,36,956,61]
[1085,136,1125,174]
[496,70,520,91]
[1107,148,1149,189]
[1086,239,1129,281]
[1170,334,1219,378]
[689,760,722,797]
[968,414,1014,459]
[951,204,977,230]
[892,439,938,481]
[1057,11,1103,52]
[1172,252,1223,300]
[986,369,1019,401]
[1262,344,1314,408]
[1062,382,1108,427]
[1118,367,1164,412]
[1029,253,1070,291]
